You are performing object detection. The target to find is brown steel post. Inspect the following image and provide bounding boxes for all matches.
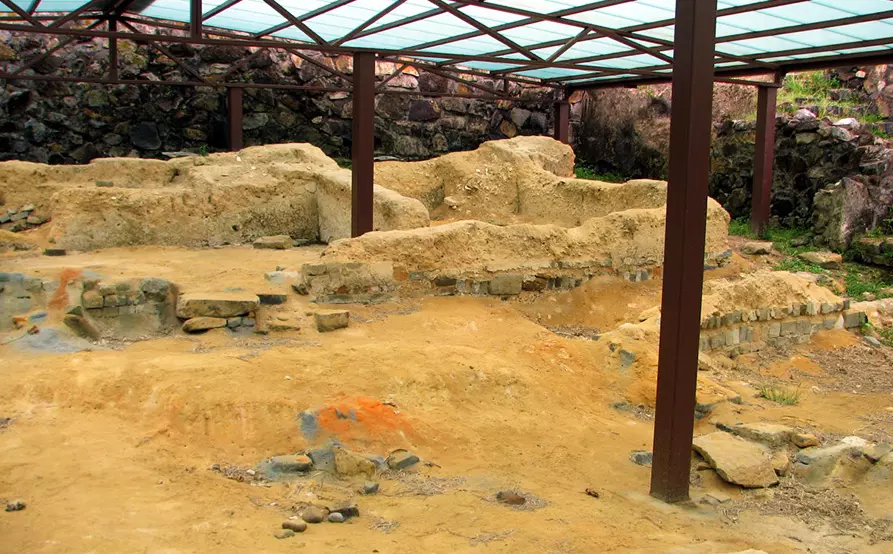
[751,85,777,238]
[227,87,243,151]
[649,0,717,504]
[351,51,376,237]
[553,101,570,144]
[108,17,118,81]
[190,0,202,38]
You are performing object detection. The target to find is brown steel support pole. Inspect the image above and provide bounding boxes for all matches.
[108,17,118,81]
[553,101,570,144]
[227,87,243,151]
[751,85,777,238]
[649,0,717,504]
[351,51,375,238]
[190,0,202,38]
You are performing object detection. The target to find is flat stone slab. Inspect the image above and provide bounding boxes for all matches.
[182,317,227,332]
[717,422,794,447]
[253,235,293,249]
[693,432,778,488]
[176,292,259,318]
[740,241,773,255]
[797,251,843,269]
[489,274,522,295]
[315,310,349,332]
[796,436,868,466]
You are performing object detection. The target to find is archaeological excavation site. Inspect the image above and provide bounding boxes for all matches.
[3,1,893,553]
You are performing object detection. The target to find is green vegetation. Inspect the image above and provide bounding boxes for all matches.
[757,383,801,405]
[334,157,352,169]
[775,71,858,120]
[574,166,627,183]
[773,257,825,274]
[878,327,893,348]
[843,263,893,298]
[199,144,209,157]
[728,217,753,238]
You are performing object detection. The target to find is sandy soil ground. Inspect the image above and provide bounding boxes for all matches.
[1,246,892,553]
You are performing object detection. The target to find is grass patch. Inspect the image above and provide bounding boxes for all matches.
[773,257,825,274]
[574,166,626,183]
[878,327,893,348]
[728,217,754,238]
[334,157,352,169]
[758,383,801,405]
[763,226,812,256]
[843,263,893,298]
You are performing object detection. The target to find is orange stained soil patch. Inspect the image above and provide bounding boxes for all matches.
[48,267,81,311]
[761,354,825,380]
[311,395,415,447]
[806,329,862,350]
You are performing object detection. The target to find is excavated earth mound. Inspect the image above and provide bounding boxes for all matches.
[375,136,670,226]
[0,143,428,250]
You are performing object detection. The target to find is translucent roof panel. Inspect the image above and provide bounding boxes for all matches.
[7,0,893,87]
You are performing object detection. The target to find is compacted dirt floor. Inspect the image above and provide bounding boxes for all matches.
[1,245,892,553]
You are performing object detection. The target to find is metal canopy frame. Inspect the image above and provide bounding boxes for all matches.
[1,0,892,505]
[0,0,892,89]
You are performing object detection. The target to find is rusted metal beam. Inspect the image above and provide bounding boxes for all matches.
[228,87,243,151]
[254,0,355,38]
[428,0,541,61]
[650,0,717,504]
[286,48,353,83]
[108,17,117,80]
[50,0,104,28]
[333,0,405,47]
[202,0,242,21]
[751,84,777,238]
[119,19,210,83]
[11,20,103,75]
[547,26,591,64]
[261,0,328,45]
[1,0,44,27]
[190,0,201,37]
[375,61,409,92]
[26,0,39,14]
[351,51,375,238]
[553,101,569,144]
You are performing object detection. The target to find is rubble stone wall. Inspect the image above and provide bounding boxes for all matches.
[0,30,554,164]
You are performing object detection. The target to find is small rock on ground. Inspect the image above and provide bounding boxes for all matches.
[717,422,794,448]
[282,520,307,532]
[315,310,350,332]
[740,241,773,255]
[301,506,327,524]
[864,336,882,347]
[386,449,420,470]
[5,500,25,512]
[496,491,526,505]
[865,443,893,463]
[270,454,313,472]
[258,293,288,305]
[253,235,293,250]
[327,513,345,523]
[329,502,360,519]
[274,529,295,539]
[792,432,819,448]
[692,432,778,488]
[629,450,653,466]
[43,248,66,256]
[182,316,227,333]
[362,481,379,495]
[797,251,843,269]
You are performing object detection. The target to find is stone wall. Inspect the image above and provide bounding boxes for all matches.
[0,29,554,164]
[710,111,893,248]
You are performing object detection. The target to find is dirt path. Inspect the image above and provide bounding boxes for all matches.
[1,247,891,553]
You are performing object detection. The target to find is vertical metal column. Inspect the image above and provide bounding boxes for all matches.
[227,87,243,151]
[190,0,202,38]
[751,85,778,238]
[650,0,718,504]
[351,51,376,238]
[108,17,118,81]
[553,101,570,144]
